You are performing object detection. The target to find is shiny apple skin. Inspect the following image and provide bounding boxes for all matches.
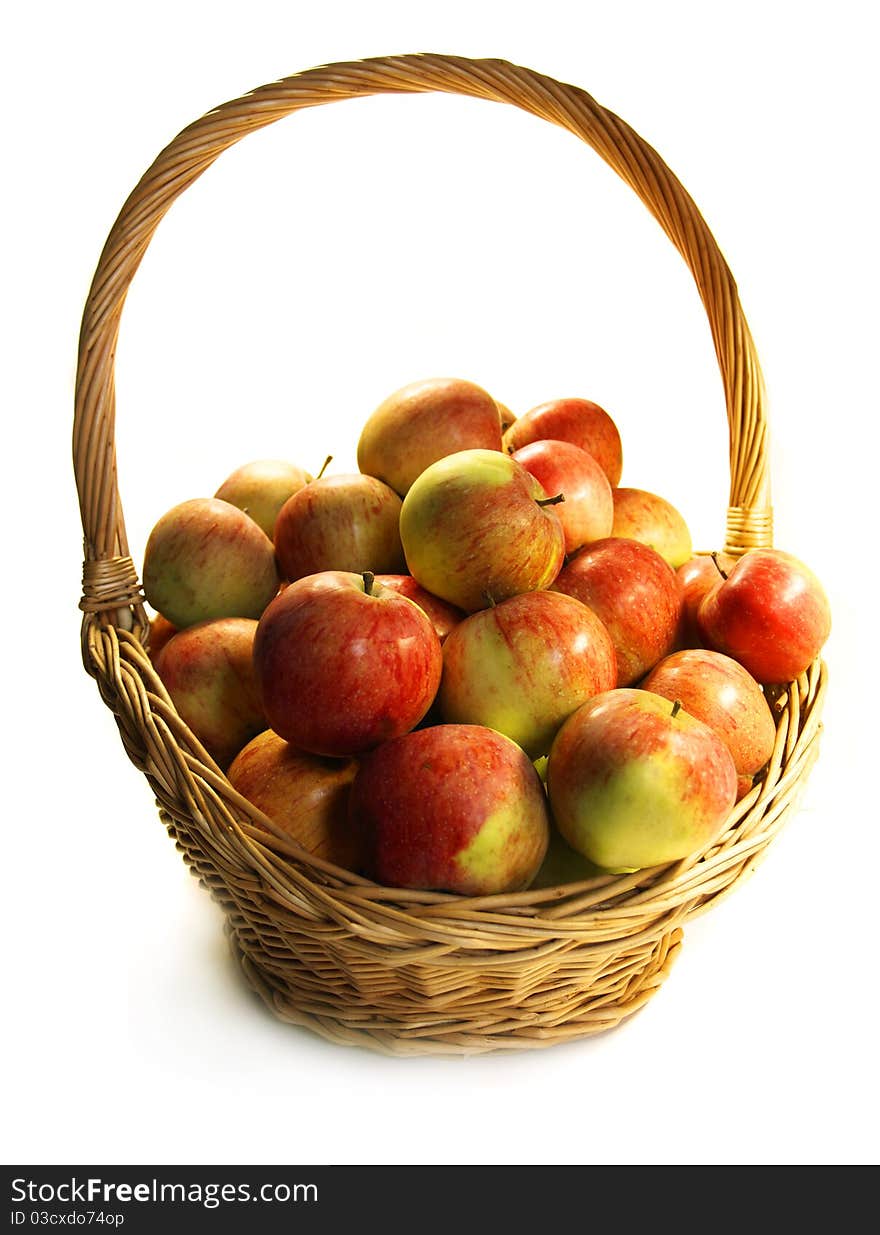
[214,458,313,540]
[349,724,550,895]
[374,574,465,644]
[697,548,832,683]
[502,397,623,487]
[641,648,777,796]
[253,570,442,757]
[553,537,683,686]
[357,376,503,496]
[511,438,614,555]
[611,487,693,569]
[438,589,617,758]
[399,448,565,614]
[546,689,738,871]
[676,553,737,648]
[273,473,405,584]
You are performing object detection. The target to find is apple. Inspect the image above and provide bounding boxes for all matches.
[641,648,777,798]
[496,401,517,434]
[553,537,682,685]
[399,448,566,613]
[227,729,361,871]
[154,617,265,769]
[357,376,503,496]
[530,828,607,888]
[273,472,406,583]
[676,552,737,648]
[146,612,177,663]
[511,438,614,555]
[547,689,738,870]
[374,574,465,643]
[214,457,314,540]
[348,723,550,894]
[697,548,832,683]
[611,486,693,569]
[142,497,280,630]
[253,570,442,757]
[438,589,617,758]
[502,397,623,487]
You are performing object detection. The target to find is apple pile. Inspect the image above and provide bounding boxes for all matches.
[142,377,831,895]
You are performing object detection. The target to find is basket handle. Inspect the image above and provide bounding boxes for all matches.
[74,52,772,624]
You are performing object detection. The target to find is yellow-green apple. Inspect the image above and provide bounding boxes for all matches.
[438,590,617,758]
[502,397,623,487]
[357,376,503,496]
[399,448,566,613]
[153,617,265,769]
[611,487,693,569]
[253,570,442,757]
[676,552,737,648]
[697,548,832,683]
[374,574,465,643]
[214,458,314,540]
[530,828,606,888]
[227,729,361,871]
[348,723,550,894]
[553,537,682,686]
[641,648,777,800]
[511,438,614,555]
[143,497,280,629]
[273,472,405,583]
[146,612,177,663]
[547,689,738,870]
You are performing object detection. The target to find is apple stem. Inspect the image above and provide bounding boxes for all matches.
[316,455,333,480]
[711,551,728,580]
[362,571,375,596]
[482,591,497,608]
[671,700,682,718]
[537,492,565,507]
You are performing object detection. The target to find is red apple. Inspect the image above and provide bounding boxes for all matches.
[253,570,442,757]
[547,688,738,870]
[154,617,265,769]
[146,612,177,663]
[502,397,623,487]
[214,458,313,540]
[357,376,503,496]
[641,648,777,798]
[349,724,551,894]
[676,553,737,648]
[611,486,693,569]
[553,537,683,686]
[697,548,831,683]
[399,448,566,613]
[227,729,361,871]
[438,589,617,758]
[511,438,614,555]
[374,574,465,643]
[273,472,406,583]
[142,497,280,630]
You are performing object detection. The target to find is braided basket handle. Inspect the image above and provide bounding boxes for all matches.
[74,53,772,622]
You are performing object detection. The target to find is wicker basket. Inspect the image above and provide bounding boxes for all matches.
[74,53,827,1056]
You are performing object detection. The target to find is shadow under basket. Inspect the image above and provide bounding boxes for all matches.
[74,54,827,1056]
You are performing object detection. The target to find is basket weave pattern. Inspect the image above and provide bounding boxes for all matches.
[73,54,826,1055]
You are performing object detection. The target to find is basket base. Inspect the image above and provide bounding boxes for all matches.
[225,922,684,1057]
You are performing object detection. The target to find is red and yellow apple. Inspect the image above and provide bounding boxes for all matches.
[438,589,617,757]
[357,376,503,496]
[547,688,738,871]
[511,438,614,555]
[676,552,737,648]
[611,486,693,569]
[374,574,465,643]
[253,570,442,757]
[697,548,831,683]
[273,472,405,583]
[553,537,682,685]
[227,729,361,871]
[502,397,623,487]
[142,497,280,630]
[349,723,550,894]
[214,458,313,540]
[399,448,566,613]
[154,617,265,769]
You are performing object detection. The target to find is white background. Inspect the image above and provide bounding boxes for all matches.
[3,0,877,1167]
